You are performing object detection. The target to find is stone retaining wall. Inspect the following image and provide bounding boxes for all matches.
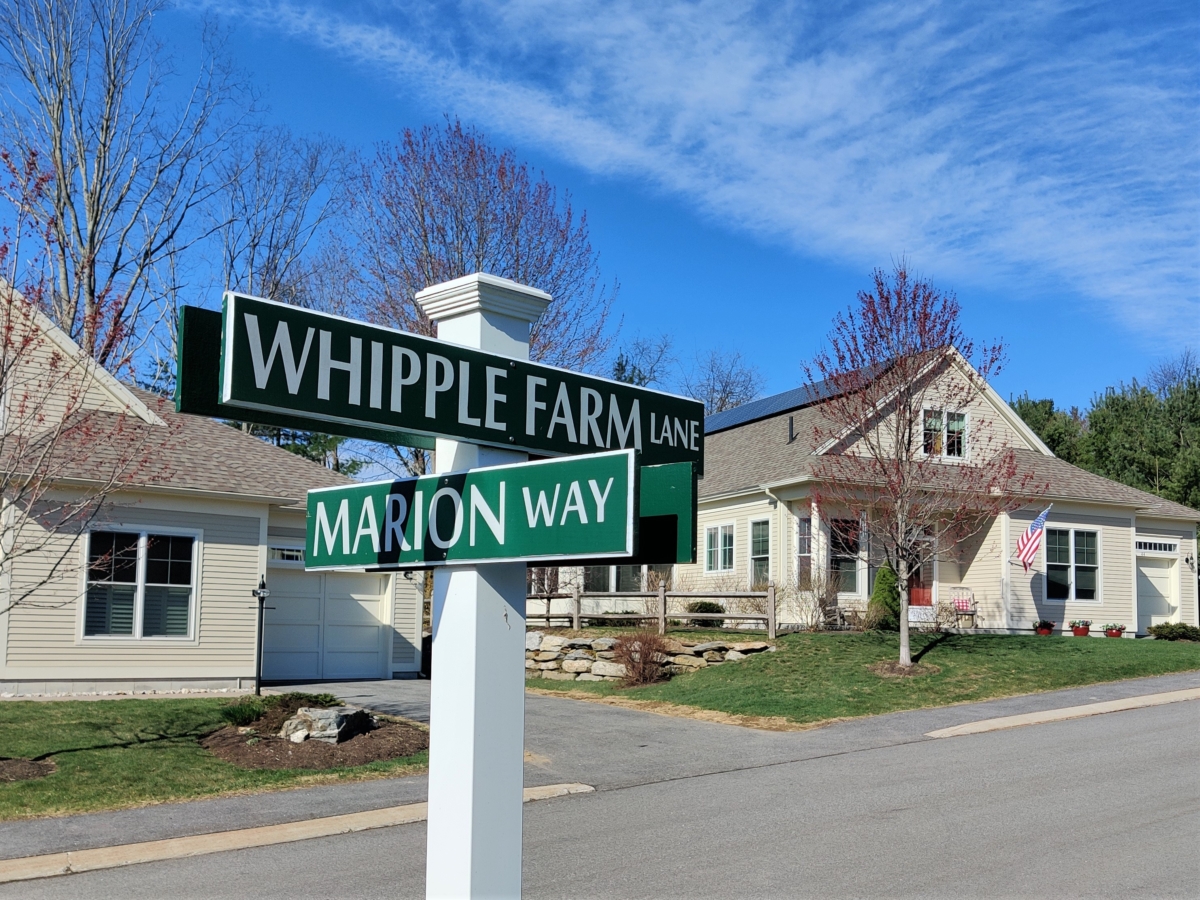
[524,631,775,682]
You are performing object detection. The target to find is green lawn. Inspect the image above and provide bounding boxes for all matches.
[0,698,427,821]
[532,632,1200,724]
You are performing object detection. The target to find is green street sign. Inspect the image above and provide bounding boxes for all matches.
[306,450,637,570]
[214,293,705,472]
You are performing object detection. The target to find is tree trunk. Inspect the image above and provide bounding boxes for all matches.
[897,557,912,667]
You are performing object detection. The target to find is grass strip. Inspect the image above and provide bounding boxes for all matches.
[0,698,426,821]
[530,631,1200,724]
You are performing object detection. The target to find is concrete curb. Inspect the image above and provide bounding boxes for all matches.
[925,687,1200,738]
[0,783,594,885]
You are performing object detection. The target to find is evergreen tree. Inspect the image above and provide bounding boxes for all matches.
[865,563,900,631]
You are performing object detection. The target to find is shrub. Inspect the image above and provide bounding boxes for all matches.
[865,564,900,631]
[612,631,671,686]
[1147,622,1200,641]
[220,699,265,727]
[685,600,725,627]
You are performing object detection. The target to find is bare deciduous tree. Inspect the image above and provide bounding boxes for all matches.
[213,127,348,304]
[805,262,1042,668]
[0,0,243,370]
[612,334,673,387]
[1148,348,1198,398]
[334,118,617,475]
[682,349,764,414]
[344,117,616,371]
[0,155,165,616]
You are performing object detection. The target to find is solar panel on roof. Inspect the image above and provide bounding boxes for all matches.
[704,376,841,434]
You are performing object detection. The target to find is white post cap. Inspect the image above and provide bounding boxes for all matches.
[415,272,551,326]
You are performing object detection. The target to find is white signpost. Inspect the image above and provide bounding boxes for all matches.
[418,274,549,899]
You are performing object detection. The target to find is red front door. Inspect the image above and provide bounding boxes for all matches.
[909,563,933,607]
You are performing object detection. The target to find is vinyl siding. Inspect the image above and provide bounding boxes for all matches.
[392,572,422,670]
[1007,506,1134,632]
[677,497,778,590]
[955,516,1005,627]
[3,503,263,679]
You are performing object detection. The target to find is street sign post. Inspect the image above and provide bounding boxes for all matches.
[172,273,704,898]
[208,291,705,472]
[305,450,637,570]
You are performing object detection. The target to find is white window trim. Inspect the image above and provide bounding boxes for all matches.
[830,516,865,599]
[749,518,771,588]
[921,406,971,462]
[1041,524,1102,604]
[704,523,736,574]
[1134,540,1178,558]
[77,524,203,643]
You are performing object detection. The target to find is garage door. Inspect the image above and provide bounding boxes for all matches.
[1136,557,1176,634]
[262,569,389,681]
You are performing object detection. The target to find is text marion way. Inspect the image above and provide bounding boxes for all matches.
[220,293,705,471]
[306,450,637,570]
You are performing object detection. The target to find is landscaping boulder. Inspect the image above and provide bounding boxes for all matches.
[564,638,596,649]
[542,670,577,681]
[590,638,617,651]
[731,641,770,653]
[539,635,567,653]
[561,659,593,673]
[590,660,626,678]
[724,650,747,661]
[526,631,544,651]
[279,706,373,745]
[693,641,730,653]
[535,651,562,661]
[672,655,707,668]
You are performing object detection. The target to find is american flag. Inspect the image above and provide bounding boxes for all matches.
[1015,506,1053,571]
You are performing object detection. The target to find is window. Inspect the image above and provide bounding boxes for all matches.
[584,566,611,592]
[615,565,642,592]
[797,517,812,588]
[705,524,734,573]
[1045,527,1098,601]
[268,546,305,564]
[923,409,967,458]
[647,564,673,591]
[85,530,196,638]
[750,520,770,588]
[923,410,943,456]
[1136,540,1177,554]
[830,519,860,594]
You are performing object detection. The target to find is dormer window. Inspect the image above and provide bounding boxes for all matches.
[923,410,966,458]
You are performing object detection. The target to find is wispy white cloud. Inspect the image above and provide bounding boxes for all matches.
[204,0,1200,340]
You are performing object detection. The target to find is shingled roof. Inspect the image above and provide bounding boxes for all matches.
[33,387,354,504]
[699,388,1200,522]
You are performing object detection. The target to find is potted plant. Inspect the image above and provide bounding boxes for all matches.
[1069,619,1092,637]
[1103,623,1126,638]
[1033,619,1056,636]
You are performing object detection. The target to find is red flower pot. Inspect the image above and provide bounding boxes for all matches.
[1035,627,1054,635]
[1105,629,1124,638]
[1072,626,1090,637]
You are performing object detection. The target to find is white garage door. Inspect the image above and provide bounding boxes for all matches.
[262,569,390,681]
[1136,557,1176,634]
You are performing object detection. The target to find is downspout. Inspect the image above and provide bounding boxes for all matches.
[762,485,785,586]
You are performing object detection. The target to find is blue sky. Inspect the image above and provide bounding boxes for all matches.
[172,0,1198,411]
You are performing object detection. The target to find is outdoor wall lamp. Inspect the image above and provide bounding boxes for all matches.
[251,575,272,696]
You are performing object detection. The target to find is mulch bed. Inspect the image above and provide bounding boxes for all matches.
[0,757,55,783]
[868,661,942,678]
[201,718,429,771]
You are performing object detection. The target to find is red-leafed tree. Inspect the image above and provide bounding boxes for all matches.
[0,148,165,617]
[805,261,1043,668]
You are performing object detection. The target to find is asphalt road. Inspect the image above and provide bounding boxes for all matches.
[3,676,1198,899]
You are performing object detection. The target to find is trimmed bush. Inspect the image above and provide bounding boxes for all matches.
[686,600,725,627]
[866,564,900,631]
[1147,622,1200,641]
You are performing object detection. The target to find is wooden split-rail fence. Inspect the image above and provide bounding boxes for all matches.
[525,585,777,640]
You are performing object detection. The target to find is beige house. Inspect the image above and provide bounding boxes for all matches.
[0,299,422,692]
[677,354,1199,635]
